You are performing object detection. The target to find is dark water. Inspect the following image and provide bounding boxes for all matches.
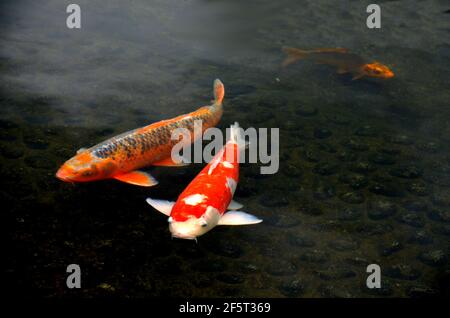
[2,0,450,297]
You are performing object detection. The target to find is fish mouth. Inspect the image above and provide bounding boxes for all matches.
[171,233,197,241]
[56,168,72,182]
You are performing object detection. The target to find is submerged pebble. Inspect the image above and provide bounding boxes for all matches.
[216,273,244,285]
[356,223,393,235]
[314,267,356,280]
[326,114,350,125]
[313,181,336,200]
[380,240,403,256]
[407,285,438,298]
[0,143,24,159]
[338,173,368,189]
[320,285,354,298]
[314,128,332,139]
[368,152,396,165]
[386,134,413,145]
[344,138,369,151]
[192,259,227,272]
[313,162,339,176]
[418,250,448,267]
[296,105,318,117]
[299,250,329,263]
[384,264,421,280]
[23,136,49,150]
[407,182,429,196]
[349,161,376,174]
[431,191,450,207]
[390,165,423,179]
[403,200,428,212]
[369,182,405,197]
[279,279,305,297]
[0,119,18,129]
[24,156,54,169]
[427,209,450,223]
[339,191,365,204]
[336,207,362,221]
[265,260,297,276]
[367,200,397,220]
[328,238,359,251]
[355,125,377,137]
[207,241,244,259]
[303,147,321,162]
[408,230,433,245]
[337,150,358,162]
[282,163,302,177]
[259,192,289,207]
[265,213,301,228]
[287,234,316,247]
[396,212,425,228]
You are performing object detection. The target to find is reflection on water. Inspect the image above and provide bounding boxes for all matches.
[1,0,449,297]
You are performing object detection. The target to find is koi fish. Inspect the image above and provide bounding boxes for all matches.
[146,122,262,240]
[282,47,394,80]
[56,79,225,187]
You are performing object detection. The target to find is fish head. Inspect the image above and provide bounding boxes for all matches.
[363,62,394,79]
[56,151,107,182]
[169,205,221,240]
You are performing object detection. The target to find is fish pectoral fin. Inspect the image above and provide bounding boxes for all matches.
[218,211,262,226]
[352,73,365,80]
[145,198,174,216]
[227,200,244,210]
[113,170,158,187]
[152,157,189,167]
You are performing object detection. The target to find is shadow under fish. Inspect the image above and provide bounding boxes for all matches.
[282,47,394,80]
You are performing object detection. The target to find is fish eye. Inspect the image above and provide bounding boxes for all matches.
[199,218,208,227]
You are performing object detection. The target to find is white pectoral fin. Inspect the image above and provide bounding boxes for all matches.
[227,200,244,210]
[145,198,175,216]
[218,211,262,226]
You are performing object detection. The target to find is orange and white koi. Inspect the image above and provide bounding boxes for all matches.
[56,79,225,187]
[282,47,394,80]
[146,122,262,240]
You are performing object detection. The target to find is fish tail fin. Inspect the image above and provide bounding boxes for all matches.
[229,122,247,150]
[282,47,308,66]
[213,79,225,105]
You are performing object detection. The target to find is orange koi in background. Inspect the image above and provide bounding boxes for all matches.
[146,122,262,240]
[282,47,394,80]
[56,79,225,187]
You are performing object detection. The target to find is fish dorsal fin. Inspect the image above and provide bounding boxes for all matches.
[218,211,262,226]
[146,198,174,216]
[77,147,87,154]
[213,79,224,105]
[152,157,189,167]
[113,170,158,187]
[227,200,243,210]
